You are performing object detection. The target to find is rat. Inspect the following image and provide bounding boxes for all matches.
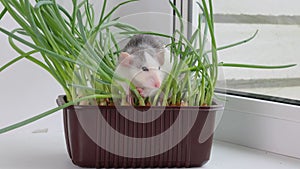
[115,34,172,98]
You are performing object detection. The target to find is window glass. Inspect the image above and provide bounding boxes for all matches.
[212,0,300,101]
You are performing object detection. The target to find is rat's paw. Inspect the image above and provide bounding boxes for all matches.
[137,87,145,97]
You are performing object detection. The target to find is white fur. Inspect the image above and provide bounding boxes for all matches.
[115,48,173,97]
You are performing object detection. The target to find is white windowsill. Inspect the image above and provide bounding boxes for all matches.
[0,131,299,169]
[215,94,300,159]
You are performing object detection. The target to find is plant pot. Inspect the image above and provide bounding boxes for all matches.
[57,95,223,168]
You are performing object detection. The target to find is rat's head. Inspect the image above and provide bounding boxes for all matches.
[118,50,165,89]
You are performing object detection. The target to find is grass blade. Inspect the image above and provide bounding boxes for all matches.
[0,7,7,20]
[219,63,297,69]
[0,94,112,134]
[0,50,37,72]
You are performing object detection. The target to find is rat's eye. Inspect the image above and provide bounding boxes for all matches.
[158,66,161,70]
[142,66,149,71]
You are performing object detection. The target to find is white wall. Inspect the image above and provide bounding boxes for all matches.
[115,0,173,37]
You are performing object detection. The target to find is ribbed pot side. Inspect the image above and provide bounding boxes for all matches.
[57,95,222,168]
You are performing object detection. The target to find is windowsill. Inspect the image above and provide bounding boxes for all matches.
[214,93,300,159]
[0,131,299,169]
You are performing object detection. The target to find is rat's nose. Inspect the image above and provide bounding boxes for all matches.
[150,72,161,88]
[154,82,161,88]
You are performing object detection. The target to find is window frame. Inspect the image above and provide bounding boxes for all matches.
[183,0,300,158]
[214,93,300,159]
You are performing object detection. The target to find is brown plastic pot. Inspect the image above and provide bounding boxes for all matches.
[57,95,223,168]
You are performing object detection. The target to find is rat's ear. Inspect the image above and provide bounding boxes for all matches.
[119,52,133,67]
[155,49,165,65]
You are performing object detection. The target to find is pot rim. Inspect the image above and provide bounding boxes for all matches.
[57,95,224,111]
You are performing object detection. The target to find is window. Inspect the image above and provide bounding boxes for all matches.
[212,0,300,103]
[192,0,300,159]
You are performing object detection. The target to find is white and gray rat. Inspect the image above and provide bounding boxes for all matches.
[116,34,172,97]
